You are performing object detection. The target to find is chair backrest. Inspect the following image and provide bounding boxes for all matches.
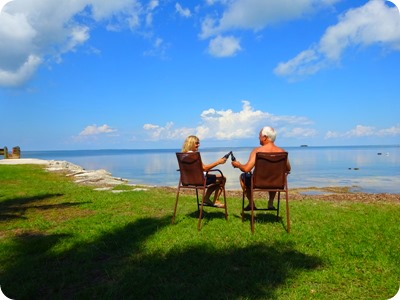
[176,152,205,186]
[252,152,288,189]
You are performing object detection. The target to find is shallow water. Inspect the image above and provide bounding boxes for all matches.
[18,145,400,194]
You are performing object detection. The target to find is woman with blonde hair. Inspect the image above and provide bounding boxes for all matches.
[181,135,227,207]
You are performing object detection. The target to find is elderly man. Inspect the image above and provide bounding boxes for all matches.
[231,126,291,210]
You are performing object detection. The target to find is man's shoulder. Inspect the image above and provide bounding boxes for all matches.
[256,145,286,153]
[252,146,264,153]
[275,146,286,152]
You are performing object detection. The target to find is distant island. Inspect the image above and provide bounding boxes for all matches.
[300,145,308,147]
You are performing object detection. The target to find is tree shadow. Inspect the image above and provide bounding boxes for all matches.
[1,216,323,299]
[0,194,90,221]
[0,194,61,221]
[121,239,323,300]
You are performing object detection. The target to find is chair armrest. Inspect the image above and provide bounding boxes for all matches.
[206,168,224,177]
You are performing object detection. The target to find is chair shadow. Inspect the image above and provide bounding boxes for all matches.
[1,215,323,299]
[235,210,290,232]
[187,207,228,220]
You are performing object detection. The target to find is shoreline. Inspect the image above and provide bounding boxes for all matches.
[1,158,399,202]
[0,158,130,187]
[4,145,399,193]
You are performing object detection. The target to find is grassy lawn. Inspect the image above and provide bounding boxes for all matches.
[0,165,399,299]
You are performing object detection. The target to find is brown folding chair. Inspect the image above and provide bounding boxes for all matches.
[242,152,290,233]
[172,152,228,230]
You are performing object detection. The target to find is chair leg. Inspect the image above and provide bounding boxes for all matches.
[222,187,228,220]
[196,189,200,213]
[285,191,290,233]
[250,190,255,234]
[241,191,245,222]
[197,189,206,231]
[276,192,280,220]
[172,186,180,224]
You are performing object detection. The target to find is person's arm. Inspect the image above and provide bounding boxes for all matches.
[203,157,227,171]
[231,149,256,172]
[286,158,291,173]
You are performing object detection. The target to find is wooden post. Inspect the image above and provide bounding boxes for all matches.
[12,146,21,159]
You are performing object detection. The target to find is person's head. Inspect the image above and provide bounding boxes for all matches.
[181,135,200,152]
[259,126,277,145]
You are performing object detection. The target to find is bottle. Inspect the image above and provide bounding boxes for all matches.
[223,151,231,159]
[230,152,236,161]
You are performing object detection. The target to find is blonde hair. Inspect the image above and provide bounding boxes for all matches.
[181,135,199,152]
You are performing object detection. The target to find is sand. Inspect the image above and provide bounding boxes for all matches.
[0,158,49,165]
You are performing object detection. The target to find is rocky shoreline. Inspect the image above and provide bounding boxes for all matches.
[46,160,131,187]
[0,158,132,190]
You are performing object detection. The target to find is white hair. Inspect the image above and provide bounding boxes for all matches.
[261,126,276,142]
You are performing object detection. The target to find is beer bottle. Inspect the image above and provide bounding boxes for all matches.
[230,152,236,161]
[223,151,231,159]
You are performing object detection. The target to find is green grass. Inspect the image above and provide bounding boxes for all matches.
[0,165,399,299]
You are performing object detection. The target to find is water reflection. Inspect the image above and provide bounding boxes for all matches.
[24,146,400,193]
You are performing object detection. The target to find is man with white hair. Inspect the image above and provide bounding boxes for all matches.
[232,126,291,210]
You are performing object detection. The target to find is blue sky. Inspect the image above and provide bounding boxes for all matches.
[0,0,399,150]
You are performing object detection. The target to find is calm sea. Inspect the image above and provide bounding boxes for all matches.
[22,145,400,194]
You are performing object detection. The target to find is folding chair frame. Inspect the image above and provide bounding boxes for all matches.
[241,152,290,234]
[172,152,228,230]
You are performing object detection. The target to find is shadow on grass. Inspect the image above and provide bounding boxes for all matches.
[1,215,323,299]
[191,208,288,233]
[0,194,91,221]
[187,209,227,220]
[0,194,67,221]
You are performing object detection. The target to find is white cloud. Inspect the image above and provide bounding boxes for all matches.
[273,49,324,79]
[148,0,159,11]
[143,100,314,141]
[145,0,159,27]
[143,122,193,140]
[199,0,339,39]
[143,37,169,58]
[199,0,340,58]
[325,130,340,139]
[53,25,90,63]
[208,35,241,57]
[279,127,318,138]
[79,124,117,136]
[325,124,400,139]
[0,54,41,86]
[274,0,400,79]
[0,0,143,87]
[380,125,400,135]
[346,125,375,137]
[89,1,143,30]
[175,3,191,18]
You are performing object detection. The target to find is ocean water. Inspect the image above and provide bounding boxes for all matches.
[20,145,400,194]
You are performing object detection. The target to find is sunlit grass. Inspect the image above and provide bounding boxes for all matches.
[0,165,399,299]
